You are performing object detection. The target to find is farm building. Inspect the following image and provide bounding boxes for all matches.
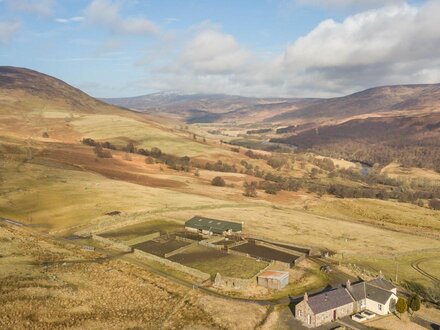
[295,288,354,328]
[185,216,242,236]
[295,276,397,327]
[347,278,397,315]
[257,270,289,290]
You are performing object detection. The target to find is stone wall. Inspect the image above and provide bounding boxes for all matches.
[125,232,160,246]
[91,234,132,252]
[133,249,210,283]
[227,248,251,258]
[175,236,199,244]
[213,261,274,290]
[248,235,318,256]
[315,302,354,327]
[164,243,196,258]
[255,240,305,258]
[227,239,248,249]
[214,273,255,290]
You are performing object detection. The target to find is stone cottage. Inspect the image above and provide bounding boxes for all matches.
[295,276,397,327]
[295,287,354,327]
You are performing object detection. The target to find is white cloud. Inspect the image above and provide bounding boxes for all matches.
[0,21,21,43]
[6,0,55,17]
[181,29,250,74]
[144,1,440,97]
[85,0,159,35]
[296,0,405,8]
[55,16,85,24]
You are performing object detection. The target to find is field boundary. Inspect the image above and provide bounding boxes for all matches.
[125,232,161,246]
[92,234,133,252]
[133,249,211,282]
[248,234,318,256]
[214,261,274,290]
[164,242,197,258]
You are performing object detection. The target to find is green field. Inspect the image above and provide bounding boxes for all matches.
[170,245,268,278]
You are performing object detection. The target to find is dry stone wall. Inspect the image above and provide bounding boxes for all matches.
[133,249,210,282]
[91,234,133,252]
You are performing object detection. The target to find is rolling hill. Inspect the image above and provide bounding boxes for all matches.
[268,83,440,124]
[103,84,440,126]
[103,92,318,123]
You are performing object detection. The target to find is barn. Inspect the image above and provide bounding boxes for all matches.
[185,216,242,236]
[257,270,289,290]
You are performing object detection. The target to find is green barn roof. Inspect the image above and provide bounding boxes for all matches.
[185,216,242,234]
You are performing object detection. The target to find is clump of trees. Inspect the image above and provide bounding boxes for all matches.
[93,145,112,158]
[267,156,289,170]
[244,149,268,160]
[211,176,226,187]
[429,199,440,210]
[205,160,238,173]
[243,181,258,197]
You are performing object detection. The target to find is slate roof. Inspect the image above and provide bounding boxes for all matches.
[349,280,395,305]
[307,288,354,314]
[368,278,396,291]
[185,216,242,234]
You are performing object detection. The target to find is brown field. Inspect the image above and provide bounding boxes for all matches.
[132,236,190,257]
[231,241,299,264]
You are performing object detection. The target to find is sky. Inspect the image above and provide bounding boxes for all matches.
[0,0,438,98]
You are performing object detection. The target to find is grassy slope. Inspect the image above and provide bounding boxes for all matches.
[1,67,439,293]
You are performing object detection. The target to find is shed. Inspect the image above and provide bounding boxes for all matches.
[257,270,289,290]
[185,216,242,235]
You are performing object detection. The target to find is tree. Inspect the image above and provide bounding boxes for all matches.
[243,181,258,197]
[396,297,407,318]
[150,147,162,158]
[94,145,112,158]
[125,142,135,153]
[407,294,421,314]
[429,199,440,210]
[211,176,225,187]
[145,156,155,164]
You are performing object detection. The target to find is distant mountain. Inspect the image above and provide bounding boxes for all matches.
[102,92,318,123]
[267,84,440,124]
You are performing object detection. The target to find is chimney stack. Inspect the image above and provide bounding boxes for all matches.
[346,279,351,290]
[304,292,308,303]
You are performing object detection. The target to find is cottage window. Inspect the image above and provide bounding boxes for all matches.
[298,311,302,317]
[307,315,311,325]
[378,304,382,311]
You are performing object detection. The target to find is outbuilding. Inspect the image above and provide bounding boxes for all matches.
[185,216,242,236]
[257,270,289,290]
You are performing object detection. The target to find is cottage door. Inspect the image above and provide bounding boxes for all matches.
[333,310,337,321]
